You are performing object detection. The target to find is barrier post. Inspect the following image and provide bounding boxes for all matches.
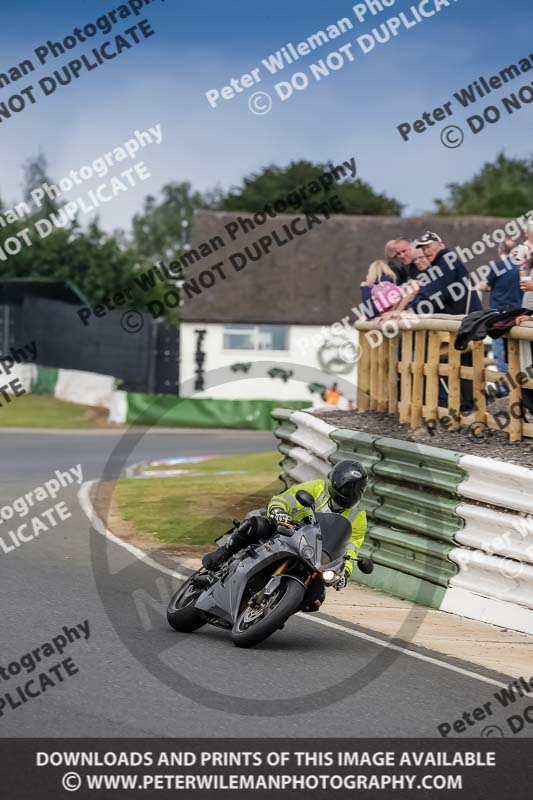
[357,332,371,412]
[508,338,523,442]
[447,333,461,429]
[388,336,399,414]
[425,331,440,423]
[410,330,426,428]
[472,340,486,426]
[399,330,413,424]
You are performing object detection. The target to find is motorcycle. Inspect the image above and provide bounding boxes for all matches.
[167,489,372,648]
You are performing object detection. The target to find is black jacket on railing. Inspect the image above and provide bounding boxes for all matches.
[455,308,533,351]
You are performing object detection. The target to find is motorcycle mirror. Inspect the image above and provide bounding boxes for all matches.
[357,557,374,575]
[295,490,315,509]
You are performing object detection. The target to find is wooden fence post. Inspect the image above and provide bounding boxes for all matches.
[472,340,486,425]
[410,330,426,428]
[399,330,413,424]
[424,331,441,424]
[357,332,371,412]
[447,334,462,429]
[388,335,399,414]
[377,338,389,412]
[508,338,523,442]
[370,337,379,411]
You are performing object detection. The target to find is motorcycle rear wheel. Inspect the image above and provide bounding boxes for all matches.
[167,574,207,632]
[231,578,305,648]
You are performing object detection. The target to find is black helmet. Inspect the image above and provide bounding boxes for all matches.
[327,460,368,510]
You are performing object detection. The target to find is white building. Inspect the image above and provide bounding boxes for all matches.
[179,320,360,404]
[178,209,366,406]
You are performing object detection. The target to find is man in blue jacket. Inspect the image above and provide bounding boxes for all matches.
[409,231,482,412]
[409,231,482,316]
[478,239,523,382]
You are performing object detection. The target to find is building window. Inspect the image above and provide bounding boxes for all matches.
[223,324,289,351]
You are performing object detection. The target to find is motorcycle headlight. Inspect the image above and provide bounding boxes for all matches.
[322,570,337,585]
[299,535,315,560]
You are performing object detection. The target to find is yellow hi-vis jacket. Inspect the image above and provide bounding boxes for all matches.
[267,479,366,576]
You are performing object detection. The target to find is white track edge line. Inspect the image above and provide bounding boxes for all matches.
[78,480,189,581]
[296,615,507,688]
[78,480,507,689]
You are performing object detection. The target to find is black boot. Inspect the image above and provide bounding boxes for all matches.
[202,524,250,571]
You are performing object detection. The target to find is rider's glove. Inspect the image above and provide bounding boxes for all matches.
[335,571,349,591]
[269,507,294,528]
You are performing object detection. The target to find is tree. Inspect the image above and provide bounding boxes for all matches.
[21,151,58,216]
[0,156,149,308]
[220,160,403,215]
[434,152,533,217]
[132,181,209,262]
[0,213,145,307]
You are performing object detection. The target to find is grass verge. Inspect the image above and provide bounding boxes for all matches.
[113,451,283,549]
[0,395,114,428]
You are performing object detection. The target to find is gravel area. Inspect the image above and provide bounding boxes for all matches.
[314,403,533,469]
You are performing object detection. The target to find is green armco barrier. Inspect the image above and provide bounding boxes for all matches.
[360,480,380,517]
[272,410,298,444]
[329,429,382,472]
[32,366,59,395]
[271,409,464,608]
[372,437,466,493]
[364,524,457,587]
[127,395,309,430]
[372,480,462,542]
[277,441,299,487]
[350,557,448,609]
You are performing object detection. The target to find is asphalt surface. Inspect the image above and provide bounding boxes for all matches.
[0,428,528,738]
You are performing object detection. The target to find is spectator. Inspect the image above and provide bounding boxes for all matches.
[514,243,533,415]
[393,239,417,284]
[411,231,482,413]
[384,240,407,285]
[515,244,533,313]
[324,382,342,407]
[525,220,533,256]
[360,260,402,319]
[410,246,432,274]
[478,239,523,379]
[410,231,482,316]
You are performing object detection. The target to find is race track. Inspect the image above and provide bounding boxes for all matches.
[0,429,522,738]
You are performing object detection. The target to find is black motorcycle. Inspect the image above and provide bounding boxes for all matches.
[167,490,372,648]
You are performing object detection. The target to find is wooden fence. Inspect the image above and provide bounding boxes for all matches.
[354,314,533,442]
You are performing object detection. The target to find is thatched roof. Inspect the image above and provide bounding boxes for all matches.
[181,210,513,325]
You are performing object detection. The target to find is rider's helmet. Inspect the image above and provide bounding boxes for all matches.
[327,460,368,511]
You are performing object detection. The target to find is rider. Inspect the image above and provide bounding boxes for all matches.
[202,460,369,594]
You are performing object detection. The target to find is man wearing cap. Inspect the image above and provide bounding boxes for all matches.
[409,231,482,316]
[409,231,482,412]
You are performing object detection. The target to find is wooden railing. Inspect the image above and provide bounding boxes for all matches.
[354,314,533,442]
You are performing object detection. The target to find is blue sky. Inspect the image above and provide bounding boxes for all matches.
[0,0,532,233]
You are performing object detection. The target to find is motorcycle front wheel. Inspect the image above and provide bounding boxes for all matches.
[167,573,207,632]
[231,577,306,648]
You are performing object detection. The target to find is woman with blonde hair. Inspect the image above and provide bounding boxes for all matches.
[360,259,401,318]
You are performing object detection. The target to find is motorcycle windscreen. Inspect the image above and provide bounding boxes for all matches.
[315,512,352,562]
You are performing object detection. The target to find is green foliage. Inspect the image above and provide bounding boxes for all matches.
[0,212,142,307]
[0,155,165,310]
[220,160,403,215]
[434,152,533,217]
[131,181,210,262]
[21,151,58,216]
